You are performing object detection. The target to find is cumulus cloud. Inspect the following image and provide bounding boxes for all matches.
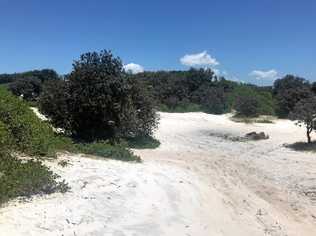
[180,51,219,67]
[123,63,144,74]
[249,69,278,80]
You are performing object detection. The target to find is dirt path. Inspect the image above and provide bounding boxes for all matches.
[136,112,316,236]
[0,112,315,235]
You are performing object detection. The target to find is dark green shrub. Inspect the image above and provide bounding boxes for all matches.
[229,85,275,117]
[39,50,158,141]
[159,102,202,113]
[235,95,260,117]
[0,121,13,153]
[9,77,42,101]
[289,96,316,143]
[39,80,71,132]
[274,75,312,117]
[76,141,140,162]
[125,136,161,149]
[197,87,229,114]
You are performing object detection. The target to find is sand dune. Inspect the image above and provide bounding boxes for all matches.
[1,112,315,235]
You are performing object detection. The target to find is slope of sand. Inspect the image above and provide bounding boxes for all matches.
[0,112,316,235]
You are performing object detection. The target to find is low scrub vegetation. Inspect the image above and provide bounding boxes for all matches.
[125,136,161,149]
[0,87,58,157]
[285,141,316,152]
[75,141,141,162]
[0,153,69,205]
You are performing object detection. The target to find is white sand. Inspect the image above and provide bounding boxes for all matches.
[1,112,316,235]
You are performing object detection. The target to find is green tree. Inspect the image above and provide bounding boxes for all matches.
[289,96,316,143]
[234,95,260,117]
[274,75,312,117]
[9,77,42,101]
[39,50,158,140]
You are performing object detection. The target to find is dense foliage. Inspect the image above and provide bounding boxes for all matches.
[234,94,260,117]
[4,69,60,101]
[133,69,276,116]
[39,50,158,140]
[0,88,69,205]
[273,75,312,118]
[289,96,316,143]
[0,69,59,85]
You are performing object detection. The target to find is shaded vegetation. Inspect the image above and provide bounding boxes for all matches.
[75,141,141,162]
[125,136,161,149]
[39,50,159,141]
[3,69,60,102]
[274,75,313,118]
[133,69,276,116]
[285,141,316,153]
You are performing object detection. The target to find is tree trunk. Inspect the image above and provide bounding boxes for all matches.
[307,127,312,143]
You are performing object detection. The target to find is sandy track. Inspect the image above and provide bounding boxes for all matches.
[1,112,316,235]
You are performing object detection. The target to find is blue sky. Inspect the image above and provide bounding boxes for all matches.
[0,0,315,85]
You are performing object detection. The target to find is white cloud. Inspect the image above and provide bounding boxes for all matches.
[180,51,219,67]
[249,69,278,80]
[123,63,144,74]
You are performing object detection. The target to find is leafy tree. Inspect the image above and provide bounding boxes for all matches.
[9,77,42,101]
[234,95,260,117]
[274,75,312,117]
[228,85,275,117]
[0,69,59,85]
[289,96,316,143]
[39,50,158,140]
[193,86,229,114]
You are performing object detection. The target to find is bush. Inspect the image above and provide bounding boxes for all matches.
[0,153,68,205]
[75,141,140,162]
[235,95,260,117]
[229,86,275,117]
[0,87,57,156]
[9,77,42,101]
[39,80,71,132]
[0,121,13,153]
[274,75,312,117]
[125,136,161,149]
[159,102,202,113]
[197,87,229,114]
[39,50,159,141]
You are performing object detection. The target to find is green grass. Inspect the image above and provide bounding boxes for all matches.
[125,136,160,149]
